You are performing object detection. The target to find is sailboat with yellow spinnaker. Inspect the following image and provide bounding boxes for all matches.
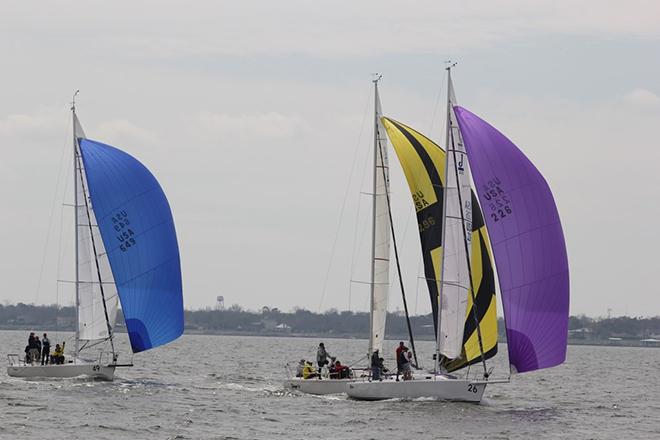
[380,117,498,373]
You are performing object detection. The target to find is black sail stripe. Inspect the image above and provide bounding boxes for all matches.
[385,118,445,330]
[443,228,498,372]
[471,191,485,230]
[462,230,497,340]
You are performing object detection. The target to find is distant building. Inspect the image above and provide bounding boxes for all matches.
[568,328,592,339]
[275,323,292,332]
[640,338,660,347]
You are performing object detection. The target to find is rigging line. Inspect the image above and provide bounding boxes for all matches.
[414,257,422,315]
[429,73,448,139]
[34,115,75,304]
[75,144,116,359]
[349,94,381,314]
[347,170,365,313]
[448,112,488,379]
[55,151,74,344]
[318,87,373,313]
[55,203,69,341]
[376,134,419,368]
[392,179,417,266]
[78,337,112,351]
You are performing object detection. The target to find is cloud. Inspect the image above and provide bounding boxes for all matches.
[3,1,660,57]
[95,119,159,147]
[190,111,309,141]
[0,108,64,141]
[623,88,660,107]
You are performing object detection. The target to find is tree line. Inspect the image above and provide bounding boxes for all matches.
[1,303,659,341]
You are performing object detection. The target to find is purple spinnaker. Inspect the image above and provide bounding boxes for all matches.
[454,106,569,373]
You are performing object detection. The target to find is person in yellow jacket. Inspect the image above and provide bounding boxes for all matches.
[302,361,318,379]
[51,342,65,365]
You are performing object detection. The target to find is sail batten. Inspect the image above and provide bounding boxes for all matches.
[454,105,569,373]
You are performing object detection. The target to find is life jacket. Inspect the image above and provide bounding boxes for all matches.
[302,364,316,379]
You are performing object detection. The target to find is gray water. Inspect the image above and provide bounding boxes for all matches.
[1,330,658,439]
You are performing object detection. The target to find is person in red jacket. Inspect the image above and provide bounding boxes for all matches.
[395,341,407,381]
[330,360,350,379]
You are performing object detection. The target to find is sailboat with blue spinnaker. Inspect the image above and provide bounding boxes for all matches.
[7,93,184,381]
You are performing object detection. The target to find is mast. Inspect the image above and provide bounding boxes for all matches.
[367,75,381,361]
[376,132,419,368]
[434,64,454,373]
[72,90,80,360]
[369,76,418,367]
[72,93,117,360]
[441,64,489,377]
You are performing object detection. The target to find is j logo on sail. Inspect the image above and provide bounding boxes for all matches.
[457,154,465,174]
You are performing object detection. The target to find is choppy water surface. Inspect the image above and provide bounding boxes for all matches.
[1,330,658,439]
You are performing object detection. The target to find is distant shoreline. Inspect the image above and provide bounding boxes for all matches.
[1,326,656,348]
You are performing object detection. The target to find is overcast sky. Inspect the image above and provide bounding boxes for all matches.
[1,1,659,318]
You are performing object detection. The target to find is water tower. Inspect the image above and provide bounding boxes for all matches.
[216,295,225,310]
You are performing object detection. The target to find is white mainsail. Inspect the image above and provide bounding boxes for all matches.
[369,81,391,355]
[74,114,119,342]
[437,73,472,359]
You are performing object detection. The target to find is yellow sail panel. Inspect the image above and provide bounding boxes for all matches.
[381,116,498,371]
[381,118,445,210]
[442,203,498,372]
[381,117,446,326]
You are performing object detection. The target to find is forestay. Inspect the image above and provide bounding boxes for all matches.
[437,78,472,358]
[73,114,119,341]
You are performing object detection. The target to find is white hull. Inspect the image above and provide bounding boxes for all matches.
[7,362,116,381]
[346,375,487,402]
[285,378,354,395]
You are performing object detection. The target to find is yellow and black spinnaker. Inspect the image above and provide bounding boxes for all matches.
[381,117,498,371]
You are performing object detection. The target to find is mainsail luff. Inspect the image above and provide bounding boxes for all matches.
[368,78,391,357]
[73,111,119,345]
[73,104,80,357]
[75,148,116,356]
[454,105,570,373]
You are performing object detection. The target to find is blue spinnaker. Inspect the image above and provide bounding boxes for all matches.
[79,139,183,353]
